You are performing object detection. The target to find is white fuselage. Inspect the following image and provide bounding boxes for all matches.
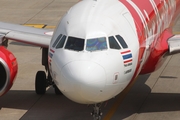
[48,0,139,104]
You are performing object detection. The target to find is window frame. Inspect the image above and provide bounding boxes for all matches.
[115,35,128,49]
[86,37,108,52]
[64,36,85,51]
[52,34,63,48]
[56,35,67,49]
[108,36,121,50]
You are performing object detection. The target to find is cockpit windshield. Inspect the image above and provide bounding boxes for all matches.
[65,36,84,51]
[86,37,107,52]
[52,34,127,52]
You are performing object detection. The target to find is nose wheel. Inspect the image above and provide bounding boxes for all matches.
[91,104,103,120]
[35,71,46,94]
[35,70,62,95]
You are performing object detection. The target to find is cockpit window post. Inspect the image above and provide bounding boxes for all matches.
[115,35,128,48]
[52,34,62,48]
[108,36,121,50]
[56,35,67,49]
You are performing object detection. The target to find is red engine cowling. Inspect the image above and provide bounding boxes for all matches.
[0,46,18,96]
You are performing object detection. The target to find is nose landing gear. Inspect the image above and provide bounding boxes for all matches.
[91,104,103,120]
[35,70,61,95]
[35,48,61,95]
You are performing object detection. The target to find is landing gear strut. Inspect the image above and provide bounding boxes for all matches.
[91,104,103,120]
[35,48,62,95]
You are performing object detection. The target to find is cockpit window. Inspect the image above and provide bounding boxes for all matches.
[52,34,62,48]
[65,36,84,51]
[108,36,121,50]
[115,35,128,48]
[86,37,107,52]
[56,35,67,49]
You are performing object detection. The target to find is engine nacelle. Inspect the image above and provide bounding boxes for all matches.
[0,46,18,96]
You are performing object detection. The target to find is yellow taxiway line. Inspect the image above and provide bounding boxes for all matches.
[23,24,56,29]
[103,78,138,120]
[45,26,56,29]
[173,31,180,35]
[23,24,46,28]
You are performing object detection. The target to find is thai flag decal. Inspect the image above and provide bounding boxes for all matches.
[48,49,55,62]
[121,50,133,66]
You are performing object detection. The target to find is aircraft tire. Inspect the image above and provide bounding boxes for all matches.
[35,71,46,95]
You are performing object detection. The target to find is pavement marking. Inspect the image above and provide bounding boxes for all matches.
[173,31,180,35]
[24,24,56,29]
[23,24,46,28]
[103,78,138,120]
[45,26,56,29]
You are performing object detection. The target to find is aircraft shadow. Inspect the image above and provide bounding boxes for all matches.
[112,74,180,119]
[0,75,180,120]
[0,87,92,120]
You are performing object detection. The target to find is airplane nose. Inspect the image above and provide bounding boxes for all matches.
[60,61,106,104]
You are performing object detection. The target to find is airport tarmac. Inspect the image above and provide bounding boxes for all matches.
[0,0,180,120]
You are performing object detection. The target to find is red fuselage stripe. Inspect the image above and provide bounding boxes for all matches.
[121,50,131,54]
[120,0,180,86]
[124,59,132,64]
